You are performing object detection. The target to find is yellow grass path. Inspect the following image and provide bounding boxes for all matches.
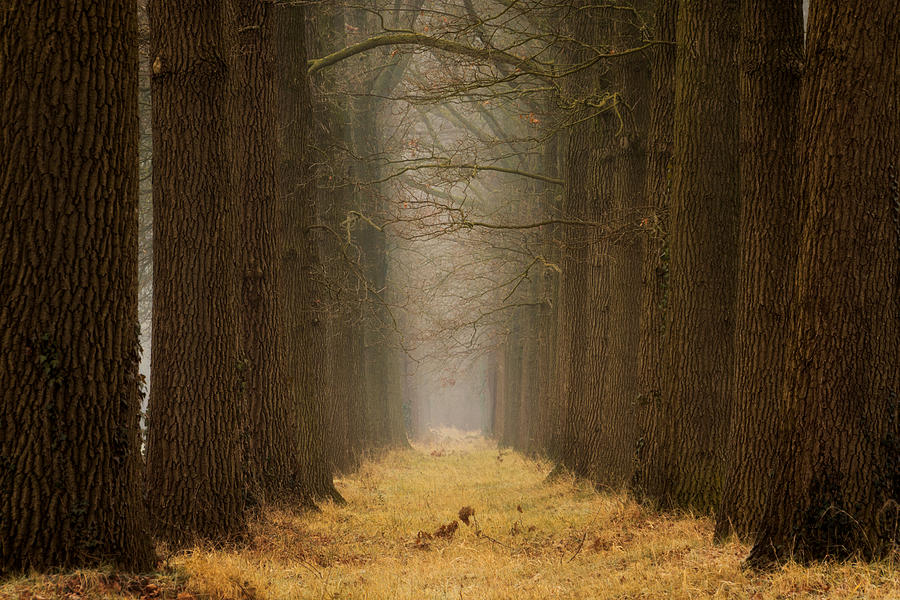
[4,432,899,599]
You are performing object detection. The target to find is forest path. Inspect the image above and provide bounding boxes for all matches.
[4,432,897,599]
[170,431,897,599]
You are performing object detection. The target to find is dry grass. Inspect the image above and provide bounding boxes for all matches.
[3,430,898,599]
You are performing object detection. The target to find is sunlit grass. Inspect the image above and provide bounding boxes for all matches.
[3,429,898,599]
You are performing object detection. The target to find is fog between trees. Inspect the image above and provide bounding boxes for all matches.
[1,0,897,579]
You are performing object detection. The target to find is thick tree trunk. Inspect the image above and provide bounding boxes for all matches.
[519,171,546,456]
[715,0,803,542]
[230,0,304,504]
[632,0,677,501]
[0,0,153,571]
[346,3,423,453]
[558,1,615,481]
[328,314,366,473]
[521,319,542,455]
[145,0,245,542]
[275,3,341,502]
[591,3,651,489]
[304,2,362,474]
[648,0,740,511]
[747,0,899,565]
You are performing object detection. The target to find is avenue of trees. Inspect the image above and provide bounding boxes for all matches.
[1,0,897,575]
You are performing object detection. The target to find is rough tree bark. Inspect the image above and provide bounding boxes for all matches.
[648,0,740,511]
[557,1,615,481]
[592,2,651,489]
[303,1,363,474]
[747,0,899,566]
[275,2,342,502]
[632,0,677,501]
[0,0,153,571]
[230,0,305,503]
[145,0,245,542]
[715,0,803,542]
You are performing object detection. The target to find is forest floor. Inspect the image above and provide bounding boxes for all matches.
[3,430,899,599]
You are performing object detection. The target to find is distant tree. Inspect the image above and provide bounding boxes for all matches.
[747,0,899,566]
[500,320,524,449]
[0,0,153,570]
[144,0,245,542]
[533,134,564,460]
[646,0,741,511]
[715,0,803,542]
[301,2,364,474]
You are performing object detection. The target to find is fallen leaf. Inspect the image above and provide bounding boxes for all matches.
[435,520,458,538]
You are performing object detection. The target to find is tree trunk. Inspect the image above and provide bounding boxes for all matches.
[649,0,740,511]
[549,137,572,463]
[145,0,245,543]
[632,0,677,501]
[492,351,507,441]
[534,278,559,458]
[591,2,651,489]
[0,0,153,571]
[500,325,522,448]
[304,2,362,474]
[352,98,407,451]
[275,3,342,502]
[230,0,305,504]
[715,0,803,542]
[534,133,562,459]
[747,0,899,565]
[557,1,615,481]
